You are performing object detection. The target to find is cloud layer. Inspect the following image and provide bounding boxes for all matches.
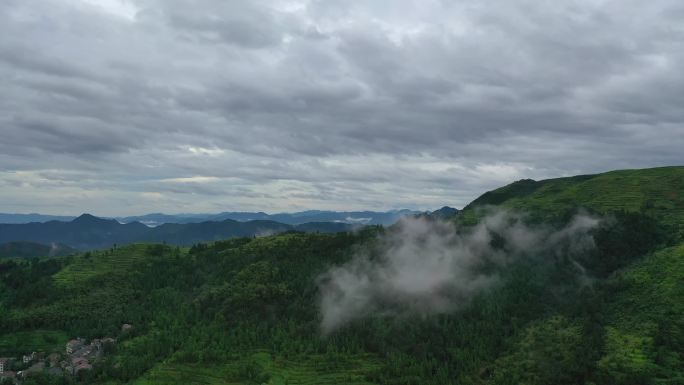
[317,212,599,333]
[1,0,683,215]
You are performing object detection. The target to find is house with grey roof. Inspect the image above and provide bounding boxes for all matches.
[66,339,84,354]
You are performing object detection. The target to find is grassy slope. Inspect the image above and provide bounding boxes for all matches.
[596,242,684,383]
[463,166,684,234]
[606,242,684,332]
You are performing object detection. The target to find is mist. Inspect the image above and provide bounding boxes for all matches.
[318,210,599,334]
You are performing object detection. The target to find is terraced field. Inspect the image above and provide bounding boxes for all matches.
[133,351,381,385]
[0,330,68,355]
[52,244,185,288]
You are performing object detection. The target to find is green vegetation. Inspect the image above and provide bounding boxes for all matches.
[132,351,380,385]
[464,166,684,236]
[0,330,68,356]
[1,166,684,384]
[52,244,186,288]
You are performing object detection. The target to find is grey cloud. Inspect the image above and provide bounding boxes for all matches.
[136,0,292,48]
[0,0,683,215]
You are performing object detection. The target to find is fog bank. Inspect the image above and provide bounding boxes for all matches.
[318,211,599,333]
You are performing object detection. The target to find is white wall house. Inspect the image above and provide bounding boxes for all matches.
[66,339,84,355]
[22,352,35,364]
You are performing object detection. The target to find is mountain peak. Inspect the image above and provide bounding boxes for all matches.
[72,213,112,224]
[431,206,460,218]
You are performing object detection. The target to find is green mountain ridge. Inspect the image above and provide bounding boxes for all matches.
[1,166,683,385]
[465,166,684,229]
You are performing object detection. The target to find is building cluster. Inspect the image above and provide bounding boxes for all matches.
[60,337,116,375]
[0,328,124,384]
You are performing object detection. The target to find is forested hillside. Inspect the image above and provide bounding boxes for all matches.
[1,166,683,385]
[464,166,684,234]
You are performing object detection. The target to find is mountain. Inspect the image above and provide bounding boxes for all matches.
[250,209,421,225]
[0,241,77,259]
[0,214,148,250]
[463,165,684,235]
[0,209,425,226]
[112,212,213,226]
[118,209,423,226]
[0,214,358,250]
[291,221,358,233]
[430,206,459,218]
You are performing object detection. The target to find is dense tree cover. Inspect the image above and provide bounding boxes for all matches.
[0,209,681,384]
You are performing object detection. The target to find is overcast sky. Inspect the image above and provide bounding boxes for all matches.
[1,0,683,216]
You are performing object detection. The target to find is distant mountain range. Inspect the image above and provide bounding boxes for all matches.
[0,214,360,250]
[0,208,459,251]
[0,213,77,224]
[116,209,425,227]
[0,209,428,226]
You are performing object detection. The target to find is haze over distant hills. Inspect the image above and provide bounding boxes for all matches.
[0,213,77,224]
[118,209,426,226]
[0,208,457,251]
[0,214,361,250]
[0,209,429,227]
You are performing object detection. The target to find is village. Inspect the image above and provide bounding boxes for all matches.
[0,324,132,384]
